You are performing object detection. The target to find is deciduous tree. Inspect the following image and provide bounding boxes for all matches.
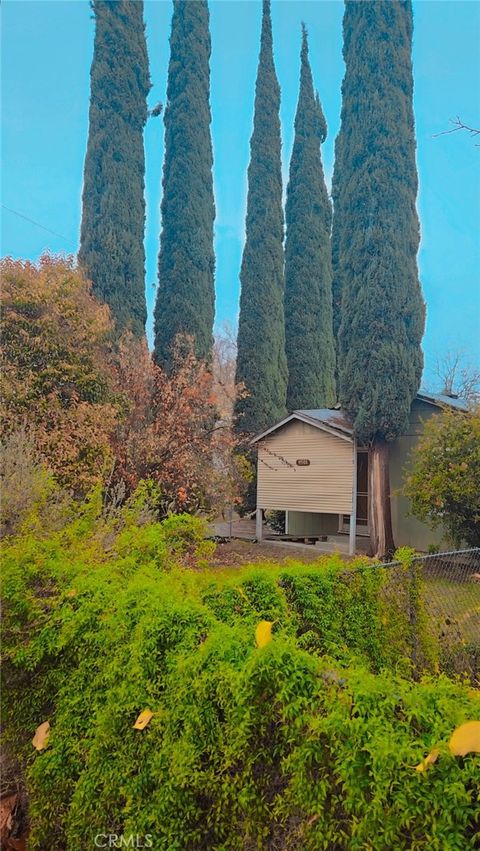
[0,256,118,493]
[112,334,244,516]
[404,407,480,547]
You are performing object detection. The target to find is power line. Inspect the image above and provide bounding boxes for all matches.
[1,204,69,241]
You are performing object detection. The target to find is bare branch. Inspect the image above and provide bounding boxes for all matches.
[434,116,480,146]
[433,349,480,408]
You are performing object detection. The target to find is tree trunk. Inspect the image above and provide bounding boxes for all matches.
[368,437,395,560]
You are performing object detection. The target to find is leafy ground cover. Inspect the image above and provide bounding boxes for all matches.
[1,488,479,849]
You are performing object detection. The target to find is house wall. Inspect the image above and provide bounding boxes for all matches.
[257,419,353,514]
[286,511,339,536]
[257,400,451,552]
[390,400,449,551]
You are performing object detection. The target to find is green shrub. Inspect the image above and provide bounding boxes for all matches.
[404,407,480,547]
[1,496,479,849]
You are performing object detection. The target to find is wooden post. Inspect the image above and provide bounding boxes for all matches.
[256,508,263,541]
[349,439,357,556]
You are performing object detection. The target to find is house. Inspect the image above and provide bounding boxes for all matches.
[251,392,468,555]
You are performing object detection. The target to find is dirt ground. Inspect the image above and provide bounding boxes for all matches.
[208,537,341,568]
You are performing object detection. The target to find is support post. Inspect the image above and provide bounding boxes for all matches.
[349,439,357,556]
[256,508,263,541]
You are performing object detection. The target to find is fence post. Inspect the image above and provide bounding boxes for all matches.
[408,557,420,680]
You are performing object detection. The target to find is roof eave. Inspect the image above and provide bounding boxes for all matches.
[251,412,353,445]
[416,392,469,412]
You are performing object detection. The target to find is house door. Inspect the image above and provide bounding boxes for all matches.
[340,450,369,535]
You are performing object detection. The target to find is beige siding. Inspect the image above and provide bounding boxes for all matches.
[257,420,353,514]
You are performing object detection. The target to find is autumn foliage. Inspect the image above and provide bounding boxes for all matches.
[1,256,244,516]
[1,256,117,494]
[111,333,244,514]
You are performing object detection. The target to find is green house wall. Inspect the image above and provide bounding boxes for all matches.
[389,399,449,552]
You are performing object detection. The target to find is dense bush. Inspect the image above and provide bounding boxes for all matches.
[0,258,245,516]
[404,406,480,547]
[0,256,118,494]
[1,490,479,849]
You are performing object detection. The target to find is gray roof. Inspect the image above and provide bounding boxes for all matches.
[251,391,468,444]
[416,390,469,411]
[297,392,469,433]
[295,408,353,435]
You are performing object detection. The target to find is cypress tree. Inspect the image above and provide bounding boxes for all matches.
[234,0,288,435]
[153,0,215,372]
[79,0,150,337]
[285,25,336,411]
[331,0,425,557]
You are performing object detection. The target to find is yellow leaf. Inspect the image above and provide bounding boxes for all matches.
[415,748,439,772]
[32,721,50,751]
[66,588,77,598]
[255,620,273,648]
[133,709,153,730]
[448,721,480,757]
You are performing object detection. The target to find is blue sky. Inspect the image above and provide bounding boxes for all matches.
[2,0,479,388]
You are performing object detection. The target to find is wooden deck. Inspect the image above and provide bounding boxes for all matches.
[211,516,257,541]
[211,515,370,555]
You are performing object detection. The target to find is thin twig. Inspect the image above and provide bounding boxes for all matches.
[433,116,480,146]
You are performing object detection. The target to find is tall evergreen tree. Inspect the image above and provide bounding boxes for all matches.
[234,0,287,435]
[79,0,150,338]
[331,0,425,557]
[285,25,336,411]
[154,0,215,372]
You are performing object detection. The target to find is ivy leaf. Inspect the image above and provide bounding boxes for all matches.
[32,721,50,751]
[255,620,273,648]
[133,709,153,730]
[415,748,439,772]
[448,721,480,756]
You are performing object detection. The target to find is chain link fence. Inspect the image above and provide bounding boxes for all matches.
[376,548,480,685]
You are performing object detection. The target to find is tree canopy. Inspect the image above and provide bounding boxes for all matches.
[0,256,117,493]
[404,407,480,548]
[285,25,336,411]
[79,0,150,338]
[153,0,215,372]
[332,0,425,444]
[331,0,425,556]
[234,0,288,435]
